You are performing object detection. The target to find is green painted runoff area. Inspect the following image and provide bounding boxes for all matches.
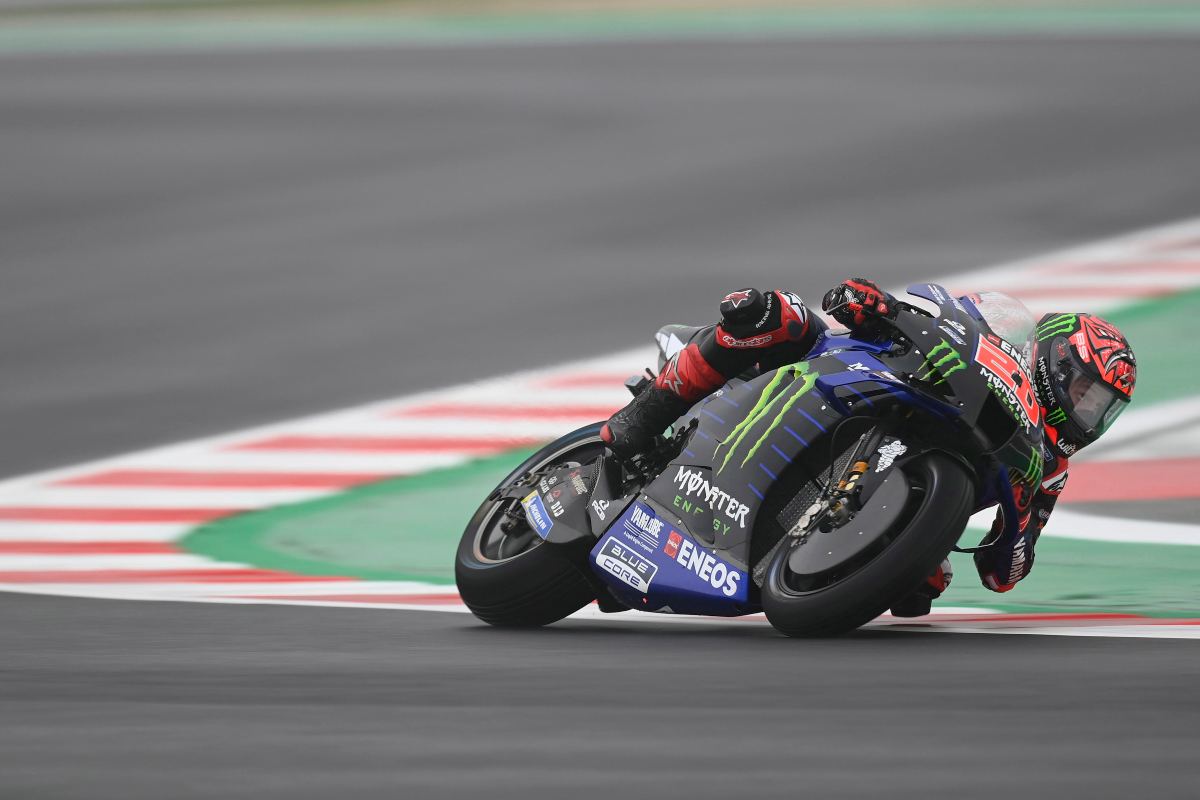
[184,447,536,584]
[181,289,1199,615]
[5,3,1200,54]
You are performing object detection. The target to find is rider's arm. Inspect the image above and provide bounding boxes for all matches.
[660,276,902,405]
[973,454,1069,592]
[664,289,824,401]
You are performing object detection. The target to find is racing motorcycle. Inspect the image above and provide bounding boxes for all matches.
[455,284,1044,637]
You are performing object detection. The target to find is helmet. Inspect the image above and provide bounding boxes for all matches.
[1033,313,1137,453]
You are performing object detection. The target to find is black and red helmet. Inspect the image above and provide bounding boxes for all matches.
[1033,313,1137,452]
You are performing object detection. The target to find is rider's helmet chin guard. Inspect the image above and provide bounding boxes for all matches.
[1034,313,1137,453]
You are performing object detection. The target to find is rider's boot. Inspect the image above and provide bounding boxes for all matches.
[600,384,691,458]
[889,558,953,618]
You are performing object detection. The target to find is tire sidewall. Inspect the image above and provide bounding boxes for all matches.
[762,450,975,637]
[454,423,605,626]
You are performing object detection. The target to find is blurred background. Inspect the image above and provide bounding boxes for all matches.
[6,0,1200,477]
[3,2,1200,798]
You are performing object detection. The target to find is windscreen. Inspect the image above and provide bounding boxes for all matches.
[970,291,1037,373]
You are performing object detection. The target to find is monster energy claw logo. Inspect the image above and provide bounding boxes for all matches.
[917,341,966,386]
[1046,407,1068,426]
[1036,313,1077,341]
[1023,446,1043,484]
[715,362,819,473]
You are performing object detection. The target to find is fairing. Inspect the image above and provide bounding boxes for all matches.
[585,283,1046,616]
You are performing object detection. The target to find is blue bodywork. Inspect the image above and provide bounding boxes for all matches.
[589,499,751,615]
[584,284,1032,616]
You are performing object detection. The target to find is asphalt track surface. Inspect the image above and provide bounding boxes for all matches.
[4,34,1200,798]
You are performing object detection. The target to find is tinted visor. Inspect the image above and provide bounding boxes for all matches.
[1048,337,1130,439]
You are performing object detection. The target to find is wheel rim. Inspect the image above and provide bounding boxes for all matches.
[471,435,606,565]
[771,467,929,596]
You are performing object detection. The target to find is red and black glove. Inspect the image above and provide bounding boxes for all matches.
[821,278,897,328]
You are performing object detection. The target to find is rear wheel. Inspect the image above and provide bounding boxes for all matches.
[761,451,974,638]
[454,423,604,627]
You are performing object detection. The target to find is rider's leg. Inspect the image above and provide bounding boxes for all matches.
[601,289,823,456]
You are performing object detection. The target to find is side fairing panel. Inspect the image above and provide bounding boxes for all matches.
[642,360,844,566]
[589,497,751,616]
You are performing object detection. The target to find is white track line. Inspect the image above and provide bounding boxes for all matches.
[107,451,477,475]
[0,487,332,508]
[0,554,261,571]
[0,523,194,542]
[0,346,655,493]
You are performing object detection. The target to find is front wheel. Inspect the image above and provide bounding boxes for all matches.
[762,451,975,638]
[454,423,605,627]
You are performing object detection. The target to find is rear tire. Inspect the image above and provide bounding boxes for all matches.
[762,451,974,638]
[454,424,603,627]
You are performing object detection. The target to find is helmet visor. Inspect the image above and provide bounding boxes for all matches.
[1066,373,1128,435]
[1048,337,1130,439]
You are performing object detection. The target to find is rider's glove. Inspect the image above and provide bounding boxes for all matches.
[821,278,897,329]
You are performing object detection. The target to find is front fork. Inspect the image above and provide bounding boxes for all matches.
[788,414,900,538]
[826,422,890,526]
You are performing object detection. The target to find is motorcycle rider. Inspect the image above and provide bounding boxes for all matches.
[600,279,1138,616]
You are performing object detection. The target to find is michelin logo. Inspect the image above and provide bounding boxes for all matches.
[874,440,908,473]
[521,491,554,539]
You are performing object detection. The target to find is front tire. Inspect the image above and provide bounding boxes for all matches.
[455,423,604,627]
[762,451,974,638]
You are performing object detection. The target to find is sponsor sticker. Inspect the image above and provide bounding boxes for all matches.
[595,536,658,594]
[975,334,1040,430]
[916,340,966,386]
[938,324,965,345]
[719,332,775,348]
[664,531,683,559]
[874,440,908,473]
[713,362,818,475]
[591,499,610,521]
[521,491,554,539]
[663,535,743,598]
[673,466,750,530]
[623,502,666,551]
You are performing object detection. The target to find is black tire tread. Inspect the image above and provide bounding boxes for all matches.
[462,561,595,627]
[762,451,974,638]
[454,424,602,628]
